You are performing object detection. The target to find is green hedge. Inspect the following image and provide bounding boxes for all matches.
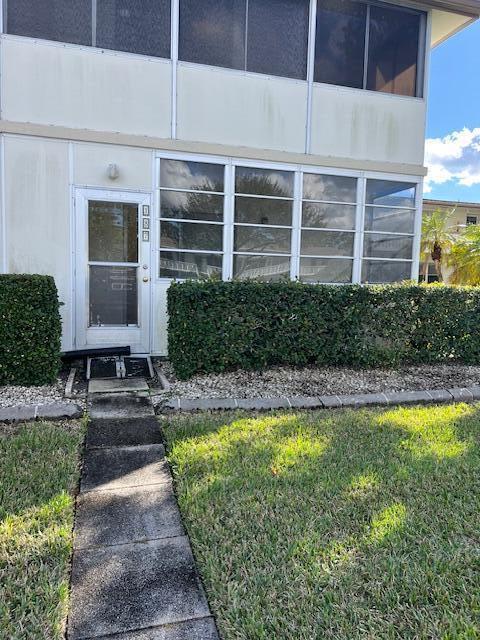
[167,280,480,379]
[0,275,62,385]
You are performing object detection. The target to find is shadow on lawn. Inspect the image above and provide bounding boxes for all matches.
[164,404,480,639]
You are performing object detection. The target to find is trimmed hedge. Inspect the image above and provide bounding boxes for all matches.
[0,275,62,385]
[167,280,480,379]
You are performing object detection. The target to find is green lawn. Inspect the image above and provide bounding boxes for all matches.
[165,404,480,640]
[0,420,85,640]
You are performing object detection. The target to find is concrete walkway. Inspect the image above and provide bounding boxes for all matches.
[68,380,219,640]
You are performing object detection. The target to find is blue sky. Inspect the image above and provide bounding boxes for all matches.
[425,19,480,201]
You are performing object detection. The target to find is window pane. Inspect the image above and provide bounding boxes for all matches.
[363,233,413,259]
[235,197,292,226]
[179,0,246,70]
[234,226,291,253]
[299,257,353,283]
[367,5,420,97]
[361,260,412,283]
[159,251,222,279]
[303,173,357,202]
[247,0,309,79]
[364,207,415,234]
[234,255,290,281]
[302,203,356,229]
[89,201,138,263]
[366,180,416,208]
[160,191,224,222]
[96,0,170,58]
[314,0,366,89]
[301,230,354,256]
[160,160,225,192]
[89,266,137,326]
[6,0,91,45]
[160,221,223,251]
[235,167,294,197]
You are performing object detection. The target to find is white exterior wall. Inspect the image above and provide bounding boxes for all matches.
[1,38,172,138]
[310,84,426,166]
[3,136,72,349]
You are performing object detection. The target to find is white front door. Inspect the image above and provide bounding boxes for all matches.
[75,189,151,353]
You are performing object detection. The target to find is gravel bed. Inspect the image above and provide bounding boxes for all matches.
[153,361,480,401]
[0,379,76,408]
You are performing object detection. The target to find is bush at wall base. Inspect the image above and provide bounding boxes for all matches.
[0,274,62,385]
[167,280,480,380]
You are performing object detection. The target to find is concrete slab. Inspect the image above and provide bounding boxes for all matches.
[89,393,154,420]
[74,484,184,549]
[0,405,36,423]
[236,397,290,410]
[93,617,219,639]
[179,398,237,411]
[86,417,162,449]
[319,395,343,408]
[68,537,211,640]
[89,379,149,394]
[425,389,454,403]
[338,393,388,408]
[384,390,433,405]
[36,403,83,420]
[81,445,170,493]
[287,396,323,409]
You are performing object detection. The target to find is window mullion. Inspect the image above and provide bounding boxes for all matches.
[353,177,365,284]
[362,3,370,90]
[244,0,249,72]
[223,162,234,281]
[291,170,302,281]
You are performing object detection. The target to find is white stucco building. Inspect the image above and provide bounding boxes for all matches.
[0,0,478,354]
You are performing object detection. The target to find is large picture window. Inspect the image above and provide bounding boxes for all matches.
[315,0,423,97]
[158,157,418,284]
[179,0,309,80]
[5,0,171,58]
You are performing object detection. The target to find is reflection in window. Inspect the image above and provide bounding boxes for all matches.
[363,233,413,260]
[367,5,420,97]
[366,180,416,208]
[159,251,223,279]
[361,260,412,283]
[89,265,138,326]
[301,230,354,256]
[96,0,171,58]
[159,160,225,279]
[234,255,290,281]
[233,166,293,281]
[179,0,309,79]
[303,173,357,203]
[300,257,353,283]
[302,203,356,230]
[364,207,415,234]
[314,0,366,89]
[89,201,138,263]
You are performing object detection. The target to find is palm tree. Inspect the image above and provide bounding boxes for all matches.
[420,207,456,281]
[449,223,480,285]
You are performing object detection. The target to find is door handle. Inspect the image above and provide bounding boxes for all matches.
[142,276,150,283]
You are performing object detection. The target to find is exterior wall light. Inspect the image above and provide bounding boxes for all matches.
[107,163,120,180]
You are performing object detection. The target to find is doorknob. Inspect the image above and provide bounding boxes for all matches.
[142,276,149,283]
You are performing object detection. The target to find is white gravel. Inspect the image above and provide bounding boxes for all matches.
[153,361,480,400]
[0,379,72,408]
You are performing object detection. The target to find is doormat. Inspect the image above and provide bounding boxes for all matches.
[87,356,154,380]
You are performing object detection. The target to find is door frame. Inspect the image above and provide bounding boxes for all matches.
[74,187,152,354]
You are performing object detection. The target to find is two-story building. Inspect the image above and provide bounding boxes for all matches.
[0,0,478,354]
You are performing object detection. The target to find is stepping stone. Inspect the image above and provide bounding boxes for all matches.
[81,445,170,493]
[68,537,211,640]
[74,484,184,549]
[86,417,162,448]
[89,379,149,394]
[89,393,154,420]
[92,617,219,639]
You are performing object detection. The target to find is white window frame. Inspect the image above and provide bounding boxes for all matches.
[154,150,423,285]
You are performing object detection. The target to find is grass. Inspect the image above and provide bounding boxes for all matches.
[164,404,480,640]
[0,420,85,640]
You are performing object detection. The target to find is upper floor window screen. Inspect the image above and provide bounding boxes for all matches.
[5,0,171,58]
[315,0,423,97]
[97,0,171,58]
[5,0,92,45]
[179,0,309,79]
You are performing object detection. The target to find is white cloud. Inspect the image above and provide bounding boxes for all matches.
[424,127,480,194]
